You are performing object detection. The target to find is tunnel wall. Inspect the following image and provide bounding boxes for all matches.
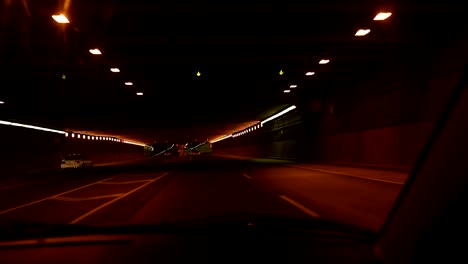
[214,38,467,171]
[213,112,306,161]
[0,125,63,174]
[62,138,144,164]
[0,125,146,175]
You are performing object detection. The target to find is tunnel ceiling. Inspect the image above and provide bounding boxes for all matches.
[0,0,463,143]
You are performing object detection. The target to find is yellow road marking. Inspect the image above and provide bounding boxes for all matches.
[242,173,252,179]
[69,172,170,224]
[280,195,320,218]
[0,175,118,215]
[51,193,125,202]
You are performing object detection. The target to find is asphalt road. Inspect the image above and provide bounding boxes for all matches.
[0,155,403,232]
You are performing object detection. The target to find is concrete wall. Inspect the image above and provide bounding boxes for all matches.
[0,125,145,175]
[63,138,144,164]
[213,37,467,171]
[0,125,63,173]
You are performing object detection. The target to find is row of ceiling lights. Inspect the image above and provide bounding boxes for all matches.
[65,132,120,142]
[51,14,150,146]
[231,123,261,138]
[212,12,392,142]
[211,105,297,143]
[65,132,148,147]
[0,119,148,147]
[281,12,392,94]
[52,15,143,96]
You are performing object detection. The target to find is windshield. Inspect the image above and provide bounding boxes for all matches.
[0,0,465,242]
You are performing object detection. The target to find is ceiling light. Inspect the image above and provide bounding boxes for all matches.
[136,92,143,95]
[125,82,133,85]
[65,133,68,137]
[305,72,315,76]
[52,14,69,23]
[196,71,201,77]
[319,59,330,64]
[87,136,90,139]
[289,85,297,88]
[284,90,291,93]
[0,120,66,134]
[110,68,120,72]
[279,70,284,76]
[261,105,297,126]
[355,29,371,36]
[89,49,101,55]
[77,134,81,139]
[71,133,75,138]
[92,136,94,140]
[374,12,392,21]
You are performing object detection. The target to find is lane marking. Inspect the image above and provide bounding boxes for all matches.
[280,195,320,218]
[0,183,29,191]
[51,193,125,202]
[69,172,170,224]
[110,172,166,178]
[0,175,118,215]
[286,165,405,185]
[98,179,152,185]
[131,173,165,177]
[242,173,252,179]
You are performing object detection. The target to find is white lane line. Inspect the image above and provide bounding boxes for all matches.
[98,179,152,185]
[51,193,125,202]
[280,195,320,218]
[286,165,405,185]
[69,172,170,224]
[242,173,252,179]
[0,175,118,215]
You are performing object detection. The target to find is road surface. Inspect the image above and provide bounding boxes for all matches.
[0,155,403,232]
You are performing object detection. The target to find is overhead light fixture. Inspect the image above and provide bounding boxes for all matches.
[196,71,201,77]
[71,133,75,138]
[374,12,392,21]
[136,92,143,95]
[305,72,315,76]
[65,133,68,137]
[77,134,81,139]
[92,136,95,140]
[355,29,371,36]
[319,59,330,64]
[0,101,4,104]
[289,85,297,88]
[211,135,232,143]
[87,136,90,140]
[125,82,133,86]
[284,90,291,93]
[110,68,120,73]
[52,14,70,23]
[261,105,297,126]
[0,120,66,134]
[89,49,102,55]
